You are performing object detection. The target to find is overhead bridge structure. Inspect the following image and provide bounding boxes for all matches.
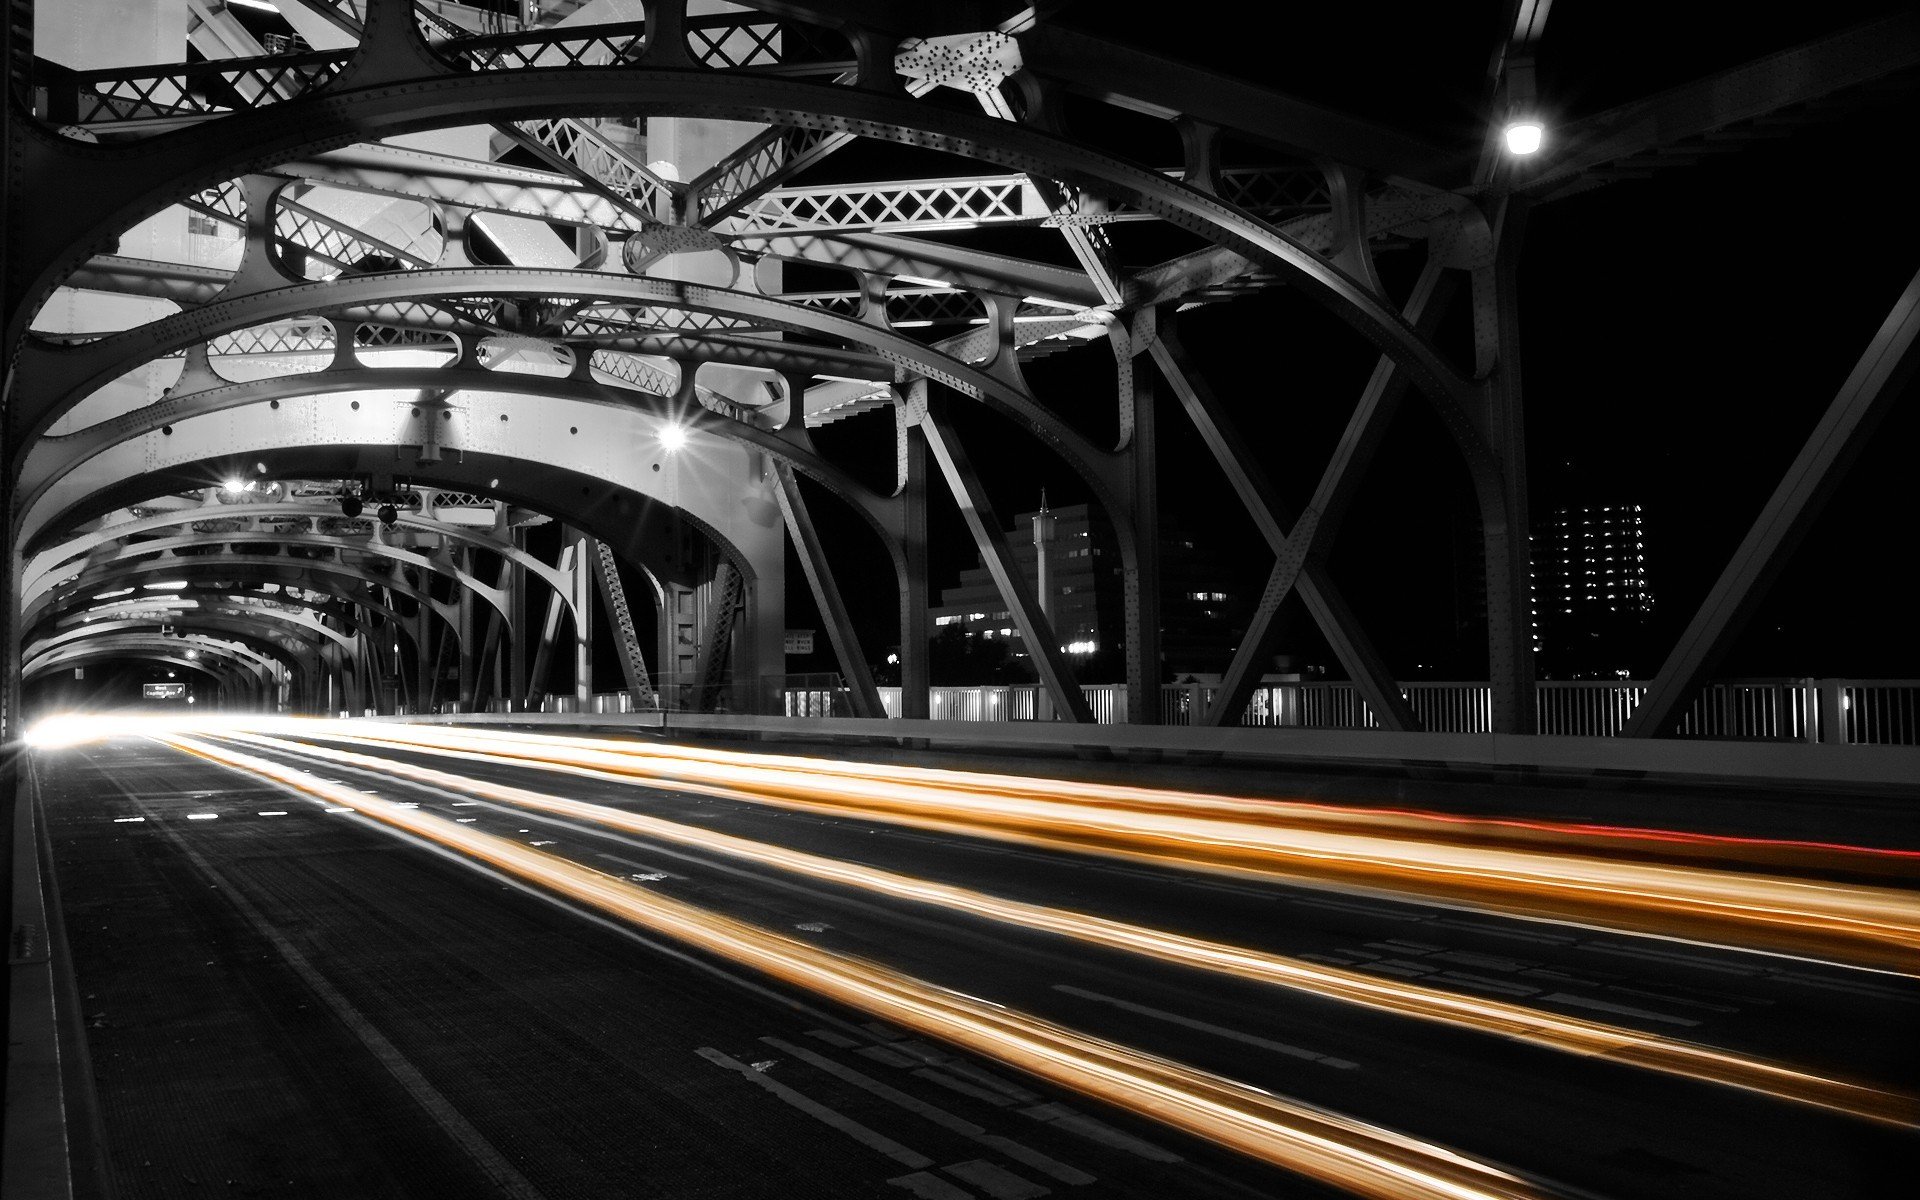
[2,0,1917,758]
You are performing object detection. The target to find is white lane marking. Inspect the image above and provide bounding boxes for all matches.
[915,1068,1016,1107]
[123,793,551,1200]
[186,813,219,821]
[457,819,478,824]
[1540,992,1699,1027]
[528,840,556,847]
[591,851,685,880]
[112,817,145,823]
[322,807,352,814]
[258,811,290,817]
[1052,985,1358,1070]
[451,801,481,807]
[945,1159,1050,1199]
[697,1046,933,1168]
[762,1037,1095,1186]
[889,1171,974,1199]
[795,921,831,932]
[1019,1104,1182,1163]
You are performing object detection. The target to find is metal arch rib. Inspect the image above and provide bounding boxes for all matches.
[37,593,392,669]
[24,645,259,691]
[41,599,356,654]
[19,365,892,538]
[23,444,761,630]
[27,639,280,688]
[27,615,339,665]
[33,580,418,652]
[26,620,314,677]
[29,557,453,646]
[15,270,1127,527]
[8,72,1475,482]
[20,529,507,627]
[26,502,573,620]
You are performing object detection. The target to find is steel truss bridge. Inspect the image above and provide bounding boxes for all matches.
[3,0,1918,762]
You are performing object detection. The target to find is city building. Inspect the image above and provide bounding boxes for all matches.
[929,501,1251,680]
[1532,504,1656,677]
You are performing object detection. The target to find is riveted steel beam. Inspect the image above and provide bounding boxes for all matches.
[23,645,258,697]
[30,558,451,646]
[920,392,1093,724]
[1626,264,1920,737]
[1014,24,1457,185]
[771,461,883,718]
[14,271,1117,520]
[6,67,1476,484]
[22,444,760,671]
[27,501,574,619]
[1519,11,1920,204]
[1147,318,1419,733]
[43,598,356,655]
[28,637,280,690]
[22,530,505,628]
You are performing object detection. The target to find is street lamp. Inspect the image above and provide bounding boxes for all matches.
[1503,120,1544,155]
[659,423,688,453]
[1501,54,1544,156]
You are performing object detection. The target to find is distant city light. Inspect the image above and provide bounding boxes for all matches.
[1503,121,1544,155]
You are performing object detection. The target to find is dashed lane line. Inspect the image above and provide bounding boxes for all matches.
[1052,985,1359,1071]
[697,1046,933,1169]
[761,1037,1095,1186]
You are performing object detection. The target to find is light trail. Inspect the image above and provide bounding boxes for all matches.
[316,724,1920,874]
[160,733,1552,1200]
[217,728,1920,1128]
[288,724,1920,973]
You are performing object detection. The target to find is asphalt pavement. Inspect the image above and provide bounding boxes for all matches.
[32,735,1919,1199]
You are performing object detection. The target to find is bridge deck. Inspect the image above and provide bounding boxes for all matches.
[24,729,1919,1200]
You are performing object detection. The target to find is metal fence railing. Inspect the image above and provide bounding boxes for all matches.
[447,676,1920,747]
[784,678,1920,746]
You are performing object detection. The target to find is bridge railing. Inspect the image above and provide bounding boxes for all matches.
[454,677,1918,746]
[753,678,1920,746]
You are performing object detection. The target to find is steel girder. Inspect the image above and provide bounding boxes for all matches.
[1516,11,1920,204]
[35,591,395,696]
[20,386,784,579]
[21,441,777,685]
[16,269,1130,531]
[26,638,276,692]
[23,645,251,695]
[26,614,333,672]
[19,364,883,531]
[26,502,574,620]
[31,558,448,663]
[4,16,1476,460]
[1625,264,1920,737]
[769,462,883,718]
[26,618,311,683]
[42,598,356,655]
[21,531,506,628]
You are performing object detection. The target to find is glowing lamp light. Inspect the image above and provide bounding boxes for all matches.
[1503,120,1544,156]
[658,424,689,453]
[222,477,246,493]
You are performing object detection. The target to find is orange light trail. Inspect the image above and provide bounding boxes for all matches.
[288,724,1920,973]
[215,728,1920,1129]
[160,733,1551,1200]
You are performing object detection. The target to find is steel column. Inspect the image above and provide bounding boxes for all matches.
[1473,198,1537,734]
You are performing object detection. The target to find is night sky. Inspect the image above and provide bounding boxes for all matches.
[789,0,1920,684]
